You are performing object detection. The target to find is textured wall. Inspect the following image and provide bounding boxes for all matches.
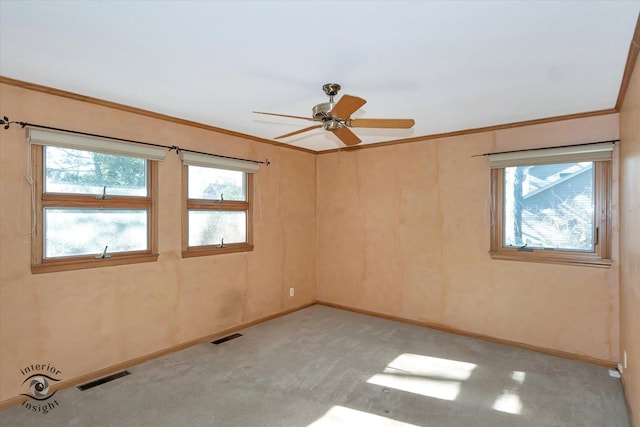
[619,55,640,426]
[0,80,629,408]
[0,84,317,402]
[317,114,620,362]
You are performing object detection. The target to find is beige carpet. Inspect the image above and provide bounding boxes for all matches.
[0,305,630,426]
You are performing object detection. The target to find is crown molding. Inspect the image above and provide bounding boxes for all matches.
[316,108,617,154]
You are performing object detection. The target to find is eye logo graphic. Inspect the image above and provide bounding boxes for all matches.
[21,374,60,401]
[19,363,63,415]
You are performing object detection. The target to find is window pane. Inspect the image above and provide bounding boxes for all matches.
[44,209,148,258]
[503,162,594,251]
[45,146,147,196]
[188,211,247,246]
[188,166,246,201]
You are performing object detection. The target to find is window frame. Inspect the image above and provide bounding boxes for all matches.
[31,145,159,274]
[181,164,254,258]
[489,160,612,267]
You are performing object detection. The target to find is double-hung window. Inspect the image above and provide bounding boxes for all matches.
[29,128,164,273]
[488,142,613,267]
[181,152,257,257]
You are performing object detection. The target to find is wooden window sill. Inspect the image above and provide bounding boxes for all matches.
[182,244,254,258]
[489,250,612,268]
[32,253,159,274]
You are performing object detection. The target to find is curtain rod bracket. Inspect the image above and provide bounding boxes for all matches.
[0,115,26,130]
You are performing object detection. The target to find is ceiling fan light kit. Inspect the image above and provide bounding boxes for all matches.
[254,83,415,146]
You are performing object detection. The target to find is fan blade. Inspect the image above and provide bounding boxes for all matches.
[331,127,361,146]
[330,95,366,119]
[275,125,322,139]
[253,111,315,121]
[349,118,415,129]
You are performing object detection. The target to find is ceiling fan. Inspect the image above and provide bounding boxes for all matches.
[254,83,415,146]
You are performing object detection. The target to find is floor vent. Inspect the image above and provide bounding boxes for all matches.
[212,333,243,345]
[77,370,131,391]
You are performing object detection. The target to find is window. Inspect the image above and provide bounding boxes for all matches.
[181,152,257,257]
[489,142,613,267]
[29,128,164,273]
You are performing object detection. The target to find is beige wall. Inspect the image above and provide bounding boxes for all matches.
[317,114,620,362]
[0,84,317,402]
[0,80,630,408]
[619,55,640,427]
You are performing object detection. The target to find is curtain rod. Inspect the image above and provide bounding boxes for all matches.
[0,116,270,166]
[472,139,619,158]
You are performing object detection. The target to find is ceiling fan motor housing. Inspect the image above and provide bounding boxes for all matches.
[312,102,335,119]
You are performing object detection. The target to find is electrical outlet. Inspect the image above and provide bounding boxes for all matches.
[289,288,294,297]
[624,351,627,369]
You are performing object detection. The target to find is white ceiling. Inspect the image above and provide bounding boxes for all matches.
[1,1,639,152]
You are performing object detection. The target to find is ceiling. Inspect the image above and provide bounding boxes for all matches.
[1,1,639,152]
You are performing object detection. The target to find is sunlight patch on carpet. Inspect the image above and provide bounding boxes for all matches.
[492,390,523,414]
[366,353,477,401]
[308,405,421,427]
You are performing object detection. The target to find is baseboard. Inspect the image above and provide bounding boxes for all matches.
[0,301,316,410]
[620,375,636,426]
[318,301,617,369]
